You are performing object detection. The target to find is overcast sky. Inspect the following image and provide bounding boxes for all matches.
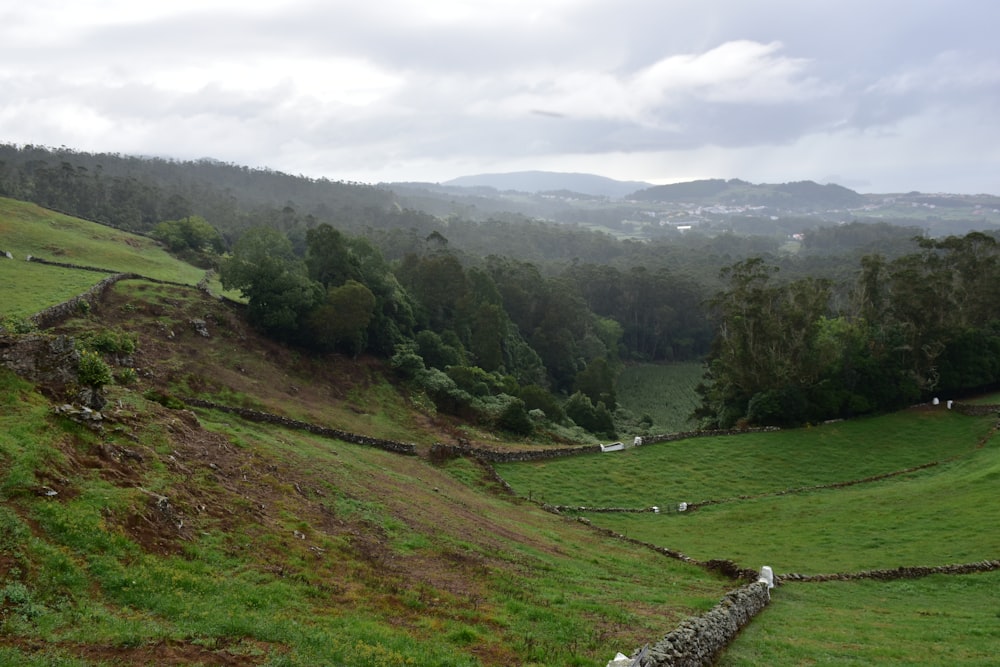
[3,1,998,193]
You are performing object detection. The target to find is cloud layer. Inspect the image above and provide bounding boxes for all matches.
[3,0,998,192]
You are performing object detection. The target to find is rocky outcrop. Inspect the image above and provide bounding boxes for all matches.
[0,333,80,392]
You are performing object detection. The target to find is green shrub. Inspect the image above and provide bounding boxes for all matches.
[0,317,37,334]
[77,350,112,387]
[142,389,185,410]
[519,384,565,423]
[390,343,426,380]
[565,391,616,438]
[115,367,138,385]
[78,329,138,356]
[497,398,533,436]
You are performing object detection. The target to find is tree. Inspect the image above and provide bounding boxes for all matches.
[573,358,617,409]
[152,216,225,253]
[414,330,465,370]
[697,258,831,427]
[564,392,616,438]
[307,280,376,355]
[305,223,353,288]
[220,227,321,340]
[497,398,534,436]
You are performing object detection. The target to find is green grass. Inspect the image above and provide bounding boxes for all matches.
[721,573,1000,666]
[615,362,703,433]
[494,406,1000,663]
[0,197,206,282]
[5,202,998,664]
[0,261,113,319]
[0,364,734,667]
[582,438,1000,572]
[0,196,223,317]
[496,408,993,507]
[964,392,1000,405]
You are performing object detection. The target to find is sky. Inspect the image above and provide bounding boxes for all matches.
[2,0,999,194]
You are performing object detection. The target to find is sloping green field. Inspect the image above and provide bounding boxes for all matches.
[0,197,211,318]
[496,407,1000,664]
[496,409,991,507]
[615,362,703,433]
[4,195,999,664]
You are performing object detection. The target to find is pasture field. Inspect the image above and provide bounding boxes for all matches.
[720,572,1000,666]
[0,275,738,667]
[615,362,703,433]
[495,408,994,508]
[494,405,1000,664]
[582,437,1000,572]
[0,197,230,318]
[0,261,111,319]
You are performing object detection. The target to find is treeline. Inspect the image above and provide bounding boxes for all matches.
[7,143,999,433]
[697,232,1000,427]
[217,222,712,438]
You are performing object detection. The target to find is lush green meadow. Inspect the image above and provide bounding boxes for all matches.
[583,438,1000,572]
[721,572,1000,666]
[0,261,111,319]
[0,197,219,319]
[495,405,1000,664]
[615,362,703,433]
[495,408,993,507]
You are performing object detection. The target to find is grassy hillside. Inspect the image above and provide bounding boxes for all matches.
[4,199,999,665]
[495,409,991,507]
[0,364,733,666]
[0,210,736,666]
[0,197,226,319]
[497,409,1000,664]
[615,362,703,433]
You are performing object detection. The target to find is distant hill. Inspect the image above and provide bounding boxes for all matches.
[442,171,652,198]
[630,178,866,210]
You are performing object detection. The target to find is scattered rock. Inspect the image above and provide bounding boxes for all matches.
[54,402,105,426]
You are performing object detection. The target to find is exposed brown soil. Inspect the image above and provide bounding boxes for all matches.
[4,636,278,666]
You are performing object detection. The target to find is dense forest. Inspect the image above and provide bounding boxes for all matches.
[3,143,999,435]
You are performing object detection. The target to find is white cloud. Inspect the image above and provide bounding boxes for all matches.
[0,0,998,193]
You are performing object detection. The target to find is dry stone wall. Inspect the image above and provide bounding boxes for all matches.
[642,426,780,446]
[430,426,782,465]
[29,273,140,329]
[781,559,1000,583]
[635,581,772,667]
[952,402,1000,417]
[26,255,122,274]
[181,398,418,456]
[0,333,80,391]
[429,442,600,463]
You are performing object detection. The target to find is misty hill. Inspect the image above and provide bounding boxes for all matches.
[4,144,998,246]
[442,171,652,198]
[630,178,867,210]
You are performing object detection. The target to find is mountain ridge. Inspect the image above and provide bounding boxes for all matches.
[441,170,652,198]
